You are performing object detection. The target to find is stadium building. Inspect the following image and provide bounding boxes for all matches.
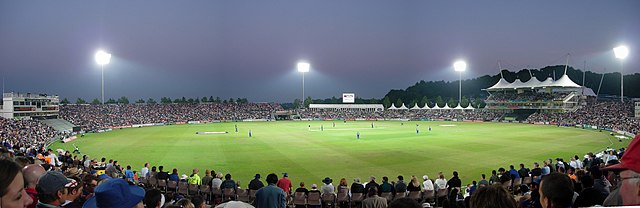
[483,71,596,120]
[1,92,60,119]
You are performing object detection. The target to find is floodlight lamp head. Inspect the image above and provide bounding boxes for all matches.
[95,50,111,65]
[613,45,629,60]
[297,61,310,72]
[453,60,467,72]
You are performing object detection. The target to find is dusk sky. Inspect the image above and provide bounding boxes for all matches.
[1,1,638,102]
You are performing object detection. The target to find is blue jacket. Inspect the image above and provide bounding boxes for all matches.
[255,184,286,208]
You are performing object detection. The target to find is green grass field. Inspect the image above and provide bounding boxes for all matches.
[50,121,629,186]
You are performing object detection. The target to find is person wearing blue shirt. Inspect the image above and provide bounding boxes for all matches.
[169,168,180,182]
[509,165,521,180]
[124,165,135,182]
[255,173,286,208]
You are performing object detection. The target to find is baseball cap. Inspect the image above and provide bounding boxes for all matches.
[603,134,640,173]
[282,172,288,177]
[82,178,145,208]
[37,171,76,194]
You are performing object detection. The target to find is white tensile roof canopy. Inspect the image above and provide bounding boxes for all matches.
[486,74,581,90]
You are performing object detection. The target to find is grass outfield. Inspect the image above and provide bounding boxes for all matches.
[50,121,629,185]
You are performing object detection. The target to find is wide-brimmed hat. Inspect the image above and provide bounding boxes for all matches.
[603,134,640,173]
[82,178,145,208]
[322,177,332,184]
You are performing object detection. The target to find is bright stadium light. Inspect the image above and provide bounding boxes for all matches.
[297,61,310,108]
[613,45,629,102]
[453,60,467,72]
[453,60,467,106]
[614,45,629,59]
[95,50,112,104]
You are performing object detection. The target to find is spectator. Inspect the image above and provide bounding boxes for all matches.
[388,197,421,208]
[469,185,516,208]
[36,171,79,207]
[489,170,499,184]
[539,173,574,208]
[22,164,46,208]
[477,174,489,187]
[249,174,265,191]
[295,182,309,195]
[407,176,421,192]
[255,173,286,208]
[211,173,223,189]
[351,178,365,194]
[276,173,292,195]
[393,176,406,194]
[447,171,462,190]
[498,168,512,184]
[509,165,520,180]
[168,169,179,182]
[379,176,395,194]
[220,174,236,190]
[530,162,542,178]
[573,175,604,207]
[422,175,434,192]
[187,168,201,185]
[321,177,335,195]
[191,195,205,208]
[518,164,530,179]
[156,166,169,181]
[83,178,145,208]
[602,134,640,206]
[361,186,386,208]
[364,176,380,196]
[125,165,135,182]
[0,158,34,208]
[435,173,448,190]
[201,170,213,188]
[140,163,149,179]
[337,178,349,194]
[143,189,164,208]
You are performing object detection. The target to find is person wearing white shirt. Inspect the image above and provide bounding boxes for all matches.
[141,163,150,178]
[422,175,434,192]
[434,173,448,190]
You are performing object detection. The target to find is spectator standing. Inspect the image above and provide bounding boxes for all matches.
[255,173,286,208]
[276,173,292,195]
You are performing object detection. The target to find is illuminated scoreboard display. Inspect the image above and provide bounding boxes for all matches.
[342,93,355,103]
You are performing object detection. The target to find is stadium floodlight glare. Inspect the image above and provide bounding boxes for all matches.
[297,62,310,72]
[613,45,629,102]
[95,50,112,104]
[453,60,466,106]
[297,61,310,108]
[614,45,629,59]
[453,60,467,72]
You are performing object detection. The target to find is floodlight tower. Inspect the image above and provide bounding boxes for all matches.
[453,60,467,106]
[613,45,629,102]
[95,50,112,104]
[297,61,310,108]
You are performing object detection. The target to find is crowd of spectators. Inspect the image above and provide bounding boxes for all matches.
[296,109,504,121]
[60,103,283,132]
[1,117,65,151]
[1,132,637,208]
[527,101,639,135]
[486,92,559,103]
